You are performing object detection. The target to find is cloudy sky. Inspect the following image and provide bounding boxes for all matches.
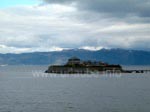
[0,0,150,53]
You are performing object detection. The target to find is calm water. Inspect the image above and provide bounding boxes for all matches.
[0,65,150,112]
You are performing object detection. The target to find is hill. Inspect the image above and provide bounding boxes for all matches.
[0,49,150,65]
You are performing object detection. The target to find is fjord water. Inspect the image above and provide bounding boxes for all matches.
[0,66,150,112]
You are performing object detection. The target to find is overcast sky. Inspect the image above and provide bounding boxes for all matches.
[0,0,150,53]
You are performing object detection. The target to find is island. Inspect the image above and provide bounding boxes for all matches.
[45,57,129,74]
[45,57,150,74]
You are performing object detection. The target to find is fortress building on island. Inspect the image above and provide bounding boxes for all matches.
[45,57,124,74]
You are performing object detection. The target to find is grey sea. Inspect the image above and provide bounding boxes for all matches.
[0,65,150,112]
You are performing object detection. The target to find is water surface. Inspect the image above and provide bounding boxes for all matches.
[0,65,150,112]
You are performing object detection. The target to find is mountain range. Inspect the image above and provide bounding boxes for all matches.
[0,49,150,65]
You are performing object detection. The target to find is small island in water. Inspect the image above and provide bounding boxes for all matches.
[45,57,149,74]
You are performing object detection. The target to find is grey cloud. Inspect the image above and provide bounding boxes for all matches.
[0,4,150,53]
[43,0,150,18]
[43,0,73,4]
